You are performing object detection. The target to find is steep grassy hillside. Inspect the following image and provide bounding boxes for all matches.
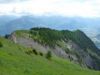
[0,37,100,75]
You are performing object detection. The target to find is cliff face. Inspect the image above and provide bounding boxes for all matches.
[9,28,100,70]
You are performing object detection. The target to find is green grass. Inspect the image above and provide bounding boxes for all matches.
[0,37,100,75]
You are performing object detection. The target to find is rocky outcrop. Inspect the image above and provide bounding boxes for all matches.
[9,33,68,58]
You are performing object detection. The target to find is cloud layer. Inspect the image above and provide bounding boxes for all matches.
[0,0,99,17]
[0,0,29,3]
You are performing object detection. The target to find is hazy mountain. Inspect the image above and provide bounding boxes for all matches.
[0,15,86,35]
[0,15,19,35]
[0,15,100,36]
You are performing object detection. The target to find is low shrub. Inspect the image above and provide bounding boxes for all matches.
[32,49,38,55]
[39,52,43,56]
[46,51,52,60]
[0,42,3,47]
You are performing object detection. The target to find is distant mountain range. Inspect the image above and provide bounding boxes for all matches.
[0,15,100,48]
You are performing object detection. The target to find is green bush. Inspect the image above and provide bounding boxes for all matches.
[5,34,10,39]
[46,51,52,60]
[39,52,43,56]
[32,49,38,55]
[0,42,3,47]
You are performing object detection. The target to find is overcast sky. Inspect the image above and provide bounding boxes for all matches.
[0,0,100,17]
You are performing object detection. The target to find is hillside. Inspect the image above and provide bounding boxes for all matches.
[0,36,100,75]
[8,28,100,70]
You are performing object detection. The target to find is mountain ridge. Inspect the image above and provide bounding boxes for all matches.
[8,27,100,70]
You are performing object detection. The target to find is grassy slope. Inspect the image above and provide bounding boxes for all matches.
[0,37,100,75]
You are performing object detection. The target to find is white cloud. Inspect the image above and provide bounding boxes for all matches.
[0,0,99,17]
[0,0,30,3]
